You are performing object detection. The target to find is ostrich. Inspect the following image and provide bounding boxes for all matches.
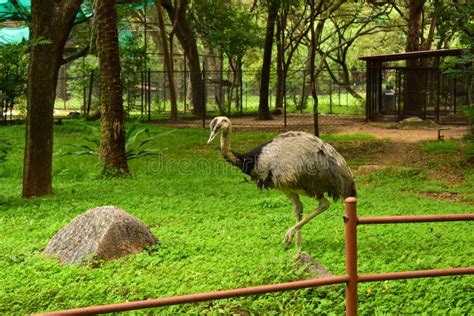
[207,116,356,248]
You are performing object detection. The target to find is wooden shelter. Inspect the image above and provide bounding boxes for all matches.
[360,49,471,123]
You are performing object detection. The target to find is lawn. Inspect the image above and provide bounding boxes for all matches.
[51,90,365,120]
[0,121,473,314]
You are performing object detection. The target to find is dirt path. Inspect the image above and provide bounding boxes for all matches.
[330,124,469,142]
[158,114,470,142]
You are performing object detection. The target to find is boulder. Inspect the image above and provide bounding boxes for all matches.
[293,252,334,278]
[43,206,159,265]
[399,117,437,128]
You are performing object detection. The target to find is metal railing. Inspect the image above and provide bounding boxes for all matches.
[37,198,474,315]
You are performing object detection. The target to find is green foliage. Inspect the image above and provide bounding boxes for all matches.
[462,105,474,137]
[0,122,473,314]
[0,43,28,105]
[61,123,100,157]
[124,122,167,161]
[438,1,474,108]
[62,121,162,161]
[464,142,474,161]
[119,37,145,89]
[66,55,99,112]
[437,1,474,51]
[0,139,11,164]
[190,1,262,60]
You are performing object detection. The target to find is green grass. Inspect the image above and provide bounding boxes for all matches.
[0,121,473,314]
[420,140,460,154]
[54,91,365,118]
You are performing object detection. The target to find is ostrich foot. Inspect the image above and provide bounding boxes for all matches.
[284,228,296,246]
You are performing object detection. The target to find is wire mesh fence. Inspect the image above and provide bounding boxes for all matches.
[48,65,367,131]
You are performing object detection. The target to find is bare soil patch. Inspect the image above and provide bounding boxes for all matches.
[331,123,468,143]
[158,114,469,142]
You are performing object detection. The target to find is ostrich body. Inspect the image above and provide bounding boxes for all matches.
[207,116,356,248]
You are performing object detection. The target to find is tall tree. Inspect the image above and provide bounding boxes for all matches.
[159,0,206,116]
[275,1,310,112]
[308,0,319,136]
[258,0,280,120]
[23,0,84,197]
[323,3,390,101]
[299,0,342,111]
[404,0,425,115]
[155,0,178,121]
[95,0,129,175]
[374,0,441,115]
[190,1,260,114]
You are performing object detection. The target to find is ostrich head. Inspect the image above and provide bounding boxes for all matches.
[207,116,231,144]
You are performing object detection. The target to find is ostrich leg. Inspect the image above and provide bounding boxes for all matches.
[285,192,304,248]
[284,195,330,247]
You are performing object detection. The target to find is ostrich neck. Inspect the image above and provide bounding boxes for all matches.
[220,129,239,164]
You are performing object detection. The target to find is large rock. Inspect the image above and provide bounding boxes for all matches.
[399,117,437,128]
[44,206,159,265]
[293,252,334,279]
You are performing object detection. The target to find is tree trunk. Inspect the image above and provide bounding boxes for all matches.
[23,0,82,198]
[258,0,279,120]
[228,58,236,113]
[309,0,319,137]
[205,47,225,114]
[95,0,129,176]
[404,0,425,116]
[156,0,178,121]
[159,0,205,116]
[275,14,284,112]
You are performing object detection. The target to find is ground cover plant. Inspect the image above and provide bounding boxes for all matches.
[0,121,473,314]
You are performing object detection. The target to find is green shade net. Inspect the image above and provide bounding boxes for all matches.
[0,0,153,45]
[0,0,30,21]
[0,24,27,44]
[0,0,153,22]
[0,0,93,22]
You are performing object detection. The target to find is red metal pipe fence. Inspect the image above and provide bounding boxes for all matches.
[343,197,474,315]
[37,198,474,315]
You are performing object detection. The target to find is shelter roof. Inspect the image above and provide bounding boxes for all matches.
[359,49,464,62]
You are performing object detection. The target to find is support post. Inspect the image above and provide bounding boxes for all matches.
[453,77,457,114]
[436,70,441,123]
[240,63,243,117]
[82,57,86,116]
[344,197,358,316]
[87,71,94,117]
[284,76,287,128]
[365,61,371,121]
[148,68,151,121]
[202,60,206,128]
[329,79,333,114]
[140,70,144,117]
[184,53,187,113]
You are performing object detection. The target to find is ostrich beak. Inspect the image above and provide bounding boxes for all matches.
[207,130,218,144]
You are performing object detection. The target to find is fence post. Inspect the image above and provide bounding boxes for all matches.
[184,53,187,113]
[329,80,333,114]
[344,197,358,316]
[148,68,152,121]
[202,60,206,128]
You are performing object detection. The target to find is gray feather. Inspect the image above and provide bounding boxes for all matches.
[252,131,355,200]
